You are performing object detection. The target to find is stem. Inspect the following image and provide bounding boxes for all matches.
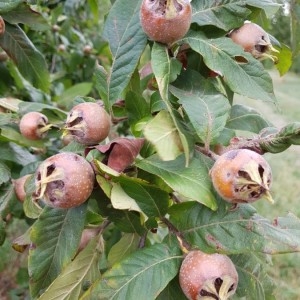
[161,217,191,254]
[195,145,219,161]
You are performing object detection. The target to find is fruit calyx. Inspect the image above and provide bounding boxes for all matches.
[234,159,273,204]
[34,161,65,201]
[199,275,236,300]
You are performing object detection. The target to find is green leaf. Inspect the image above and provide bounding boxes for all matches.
[183,31,276,103]
[226,104,271,133]
[136,154,217,211]
[246,0,281,17]
[0,0,22,13]
[0,23,50,92]
[191,0,250,31]
[120,177,170,218]
[107,233,140,267]
[274,44,293,76]
[103,0,147,104]
[38,235,103,300]
[0,218,6,246]
[0,183,15,219]
[94,63,109,110]
[233,253,275,300]
[0,161,10,185]
[81,243,182,300]
[28,205,87,298]
[170,201,300,255]
[170,70,231,146]
[2,3,50,31]
[259,122,300,153]
[156,275,187,300]
[57,83,93,110]
[143,110,183,161]
[110,183,146,220]
[0,142,37,166]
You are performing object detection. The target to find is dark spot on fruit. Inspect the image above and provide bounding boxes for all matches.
[36,172,41,181]
[255,44,268,53]
[258,165,264,179]
[46,164,55,177]
[225,150,238,160]
[68,116,83,127]
[73,154,80,161]
[214,277,223,293]
[228,284,235,293]
[238,170,251,181]
[199,289,218,300]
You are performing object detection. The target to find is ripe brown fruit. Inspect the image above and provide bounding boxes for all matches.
[140,0,192,45]
[179,250,238,300]
[0,16,5,36]
[19,112,50,140]
[228,22,278,61]
[33,152,95,208]
[64,102,111,145]
[13,174,31,202]
[210,149,273,204]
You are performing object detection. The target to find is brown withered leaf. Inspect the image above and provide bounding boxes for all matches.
[93,138,145,172]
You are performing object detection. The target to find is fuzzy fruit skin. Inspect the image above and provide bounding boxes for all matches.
[65,102,111,145]
[140,0,192,45]
[13,174,31,202]
[228,23,272,59]
[210,149,272,204]
[179,250,238,300]
[19,112,48,140]
[34,152,95,208]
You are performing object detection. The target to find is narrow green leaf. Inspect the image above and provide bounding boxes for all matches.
[103,0,147,104]
[38,235,103,300]
[170,201,300,255]
[136,154,217,210]
[183,31,276,103]
[0,23,50,92]
[143,110,183,161]
[170,70,231,146]
[29,205,87,298]
[81,243,182,300]
[226,104,271,133]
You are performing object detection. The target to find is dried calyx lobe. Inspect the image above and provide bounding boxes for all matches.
[150,0,184,16]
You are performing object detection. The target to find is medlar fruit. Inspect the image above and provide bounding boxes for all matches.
[0,16,5,35]
[179,250,238,300]
[33,152,95,208]
[64,102,111,145]
[210,149,273,204]
[13,174,31,202]
[140,0,192,45]
[228,22,278,62]
[19,112,50,140]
